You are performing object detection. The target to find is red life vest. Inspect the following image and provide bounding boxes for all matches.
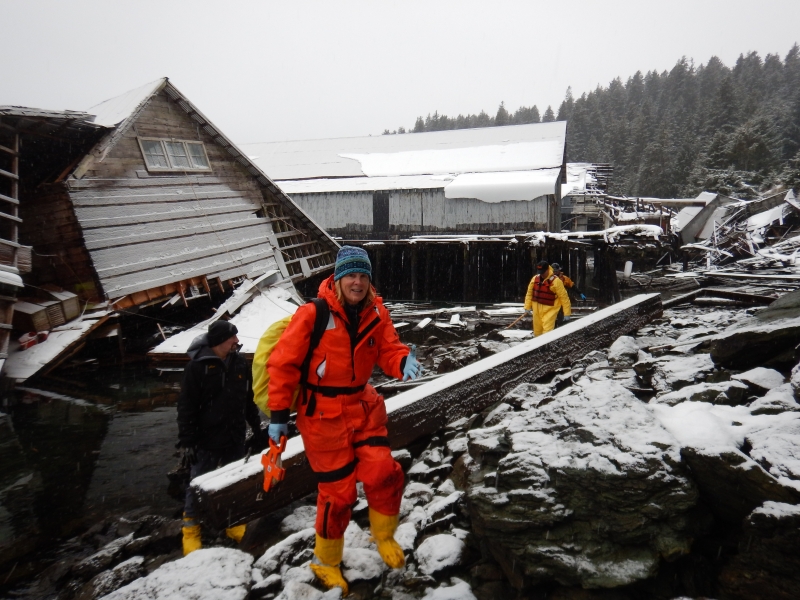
[533,274,558,306]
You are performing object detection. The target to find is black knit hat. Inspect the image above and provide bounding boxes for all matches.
[207,320,238,347]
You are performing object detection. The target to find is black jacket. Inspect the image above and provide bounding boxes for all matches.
[177,333,260,452]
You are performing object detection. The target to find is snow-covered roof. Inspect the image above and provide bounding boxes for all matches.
[278,175,451,194]
[561,162,600,197]
[444,168,561,202]
[242,121,567,181]
[673,206,703,233]
[279,168,562,202]
[87,78,166,127]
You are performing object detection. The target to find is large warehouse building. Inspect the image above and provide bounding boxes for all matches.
[242,121,568,238]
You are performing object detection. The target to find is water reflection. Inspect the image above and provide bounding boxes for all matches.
[1,366,184,573]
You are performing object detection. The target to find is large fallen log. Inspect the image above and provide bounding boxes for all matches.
[191,293,663,530]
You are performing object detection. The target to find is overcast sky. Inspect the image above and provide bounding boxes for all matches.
[2,1,798,145]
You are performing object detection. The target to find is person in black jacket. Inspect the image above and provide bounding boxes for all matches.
[177,320,265,555]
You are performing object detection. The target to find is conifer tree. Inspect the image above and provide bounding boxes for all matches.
[496,102,509,126]
[542,106,555,122]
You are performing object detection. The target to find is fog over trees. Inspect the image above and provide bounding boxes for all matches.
[386,45,800,199]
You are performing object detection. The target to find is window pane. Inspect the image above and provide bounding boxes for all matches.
[187,143,209,169]
[165,142,191,168]
[141,140,169,168]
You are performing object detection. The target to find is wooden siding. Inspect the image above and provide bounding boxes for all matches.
[65,90,284,299]
[19,186,102,298]
[290,189,553,237]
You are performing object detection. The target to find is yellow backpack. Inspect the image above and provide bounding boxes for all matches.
[251,298,329,416]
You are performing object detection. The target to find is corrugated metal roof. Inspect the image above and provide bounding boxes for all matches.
[241,121,567,181]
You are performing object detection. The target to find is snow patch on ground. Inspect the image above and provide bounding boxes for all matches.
[100,547,253,600]
[415,534,466,575]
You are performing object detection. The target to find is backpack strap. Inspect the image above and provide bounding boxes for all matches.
[301,298,330,417]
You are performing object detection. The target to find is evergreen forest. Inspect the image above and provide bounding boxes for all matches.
[385,45,800,199]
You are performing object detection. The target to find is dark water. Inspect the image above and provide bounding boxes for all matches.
[0,365,185,576]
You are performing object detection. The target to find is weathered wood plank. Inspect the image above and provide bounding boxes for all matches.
[662,288,776,309]
[102,247,279,298]
[92,228,274,277]
[73,198,258,228]
[71,188,244,207]
[84,215,267,251]
[191,293,663,530]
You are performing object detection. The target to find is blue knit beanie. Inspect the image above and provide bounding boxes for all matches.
[334,246,372,281]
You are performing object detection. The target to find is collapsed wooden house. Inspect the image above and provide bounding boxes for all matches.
[0,107,98,371]
[0,78,340,379]
[240,122,568,238]
[12,78,338,310]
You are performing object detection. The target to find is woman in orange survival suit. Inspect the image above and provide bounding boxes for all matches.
[266,246,422,595]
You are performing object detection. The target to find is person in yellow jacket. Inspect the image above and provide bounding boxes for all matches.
[524,260,572,336]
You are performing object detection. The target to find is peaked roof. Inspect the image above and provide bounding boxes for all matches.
[87,78,166,127]
[72,77,339,254]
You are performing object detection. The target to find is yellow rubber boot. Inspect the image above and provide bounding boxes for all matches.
[225,524,246,543]
[369,508,405,568]
[310,534,348,596]
[182,516,202,556]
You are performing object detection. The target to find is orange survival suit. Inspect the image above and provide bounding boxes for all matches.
[266,275,409,540]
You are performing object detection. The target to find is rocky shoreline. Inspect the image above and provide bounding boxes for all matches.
[7,297,800,600]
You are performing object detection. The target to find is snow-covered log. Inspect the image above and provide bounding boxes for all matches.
[191,293,663,530]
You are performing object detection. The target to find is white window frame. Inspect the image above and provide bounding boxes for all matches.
[137,137,212,172]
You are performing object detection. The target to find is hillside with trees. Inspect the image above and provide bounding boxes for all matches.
[387,45,800,199]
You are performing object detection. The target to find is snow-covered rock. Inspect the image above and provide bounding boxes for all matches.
[718,501,800,600]
[653,401,800,522]
[100,548,253,600]
[648,353,717,392]
[607,335,639,368]
[465,378,697,590]
[280,505,317,535]
[421,577,477,600]
[749,384,800,415]
[732,367,785,393]
[651,380,750,406]
[254,528,315,576]
[415,534,467,575]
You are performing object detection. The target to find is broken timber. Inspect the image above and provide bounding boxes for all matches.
[661,287,776,309]
[191,293,663,529]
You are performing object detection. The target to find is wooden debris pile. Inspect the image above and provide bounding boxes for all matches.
[680,190,800,268]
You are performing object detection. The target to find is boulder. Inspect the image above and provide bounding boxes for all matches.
[100,548,253,600]
[420,577,477,600]
[732,367,786,393]
[414,534,467,576]
[606,336,639,368]
[651,401,800,523]
[76,556,145,600]
[464,378,699,590]
[718,502,800,600]
[709,315,800,370]
[749,384,800,415]
[253,528,315,576]
[651,380,750,406]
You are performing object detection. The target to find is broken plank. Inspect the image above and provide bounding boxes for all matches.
[191,293,663,530]
[661,289,702,309]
